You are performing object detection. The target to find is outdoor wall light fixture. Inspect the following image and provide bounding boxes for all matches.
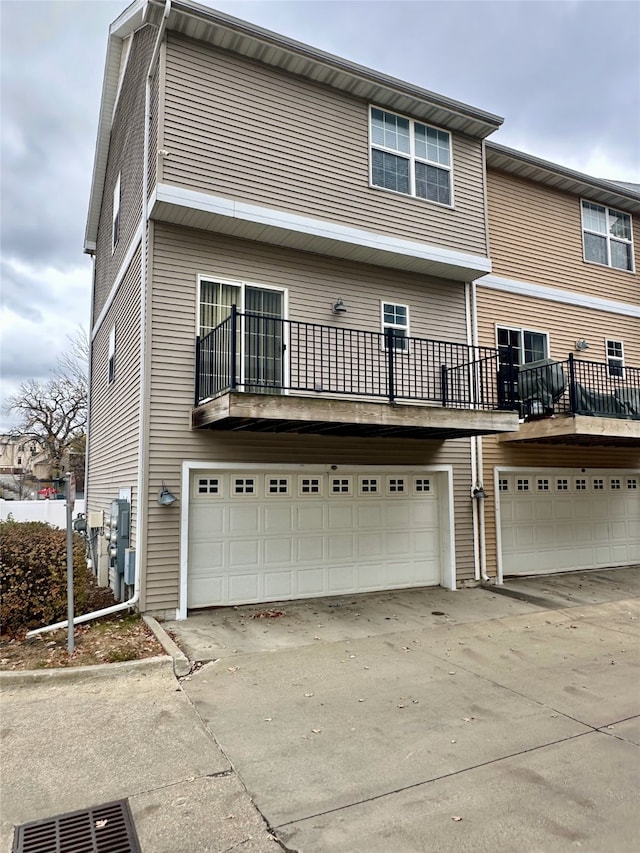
[472,485,487,500]
[332,298,347,315]
[575,339,590,352]
[158,481,178,506]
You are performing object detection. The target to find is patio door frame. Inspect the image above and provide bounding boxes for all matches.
[198,276,289,393]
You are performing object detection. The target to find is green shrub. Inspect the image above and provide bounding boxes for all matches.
[0,520,115,637]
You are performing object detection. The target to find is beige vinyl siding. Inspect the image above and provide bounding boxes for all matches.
[87,248,142,545]
[143,223,477,611]
[147,63,160,199]
[475,286,639,366]
[487,169,639,304]
[93,25,157,322]
[161,35,488,258]
[475,285,640,575]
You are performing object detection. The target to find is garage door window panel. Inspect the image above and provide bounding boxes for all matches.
[267,477,289,495]
[331,478,352,495]
[359,477,379,494]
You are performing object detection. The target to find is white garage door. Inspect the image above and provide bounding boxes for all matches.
[499,469,640,576]
[188,468,444,607]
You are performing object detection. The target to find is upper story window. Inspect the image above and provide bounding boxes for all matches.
[497,327,548,366]
[581,201,633,271]
[112,173,121,253]
[606,339,624,378]
[370,107,452,206]
[382,301,409,350]
[108,324,116,384]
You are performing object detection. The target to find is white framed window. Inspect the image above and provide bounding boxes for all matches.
[112,173,121,252]
[575,478,587,491]
[497,327,548,366]
[382,302,409,351]
[498,478,509,492]
[606,339,624,378]
[537,478,549,491]
[414,478,431,493]
[108,324,116,384]
[370,107,452,206]
[581,201,633,271]
[516,478,530,491]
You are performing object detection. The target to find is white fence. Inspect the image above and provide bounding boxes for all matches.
[0,499,86,528]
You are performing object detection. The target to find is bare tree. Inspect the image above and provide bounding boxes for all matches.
[5,328,88,479]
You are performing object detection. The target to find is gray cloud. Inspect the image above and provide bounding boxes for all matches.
[1,0,638,429]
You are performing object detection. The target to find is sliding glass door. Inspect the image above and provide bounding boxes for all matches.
[200,281,284,393]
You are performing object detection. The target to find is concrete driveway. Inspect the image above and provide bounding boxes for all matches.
[170,568,640,852]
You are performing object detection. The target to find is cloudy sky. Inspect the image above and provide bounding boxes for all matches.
[1,0,639,430]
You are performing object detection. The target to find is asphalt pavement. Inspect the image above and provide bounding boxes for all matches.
[2,567,639,853]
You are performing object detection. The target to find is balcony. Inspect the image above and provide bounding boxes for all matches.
[193,309,519,440]
[498,355,640,447]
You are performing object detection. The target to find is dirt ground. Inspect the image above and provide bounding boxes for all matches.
[0,614,165,670]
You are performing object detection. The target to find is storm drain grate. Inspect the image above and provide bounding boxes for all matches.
[13,799,141,853]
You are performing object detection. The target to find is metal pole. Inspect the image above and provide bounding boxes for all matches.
[66,473,74,655]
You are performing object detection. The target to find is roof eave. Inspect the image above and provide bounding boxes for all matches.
[85,0,504,250]
[486,141,640,214]
[84,0,149,251]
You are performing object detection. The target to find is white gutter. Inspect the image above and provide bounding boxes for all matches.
[27,0,172,637]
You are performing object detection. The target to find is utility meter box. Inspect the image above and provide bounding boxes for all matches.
[105,498,130,576]
[123,548,136,586]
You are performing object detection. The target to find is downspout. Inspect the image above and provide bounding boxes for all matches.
[84,254,97,573]
[465,281,481,583]
[27,0,172,637]
[473,136,491,584]
[470,277,489,583]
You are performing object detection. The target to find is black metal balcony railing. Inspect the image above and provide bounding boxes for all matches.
[195,308,516,411]
[517,355,640,420]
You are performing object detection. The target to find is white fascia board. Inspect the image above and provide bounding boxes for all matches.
[153,183,492,276]
[478,274,640,318]
[84,0,149,252]
[91,223,143,340]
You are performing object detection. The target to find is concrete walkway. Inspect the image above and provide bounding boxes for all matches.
[2,567,639,852]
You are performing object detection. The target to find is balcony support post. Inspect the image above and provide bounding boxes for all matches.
[441,364,448,407]
[230,304,238,391]
[194,335,201,405]
[568,352,577,414]
[386,328,395,402]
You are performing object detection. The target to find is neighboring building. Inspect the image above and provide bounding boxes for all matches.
[0,435,51,499]
[476,143,640,580]
[84,0,519,616]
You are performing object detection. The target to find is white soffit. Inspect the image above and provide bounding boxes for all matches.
[149,184,492,281]
[479,274,640,318]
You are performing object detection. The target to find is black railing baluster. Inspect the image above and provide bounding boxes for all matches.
[568,353,577,414]
[440,364,448,407]
[230,304,238,390]
[196,312,578,413]
[385,328,395,402]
